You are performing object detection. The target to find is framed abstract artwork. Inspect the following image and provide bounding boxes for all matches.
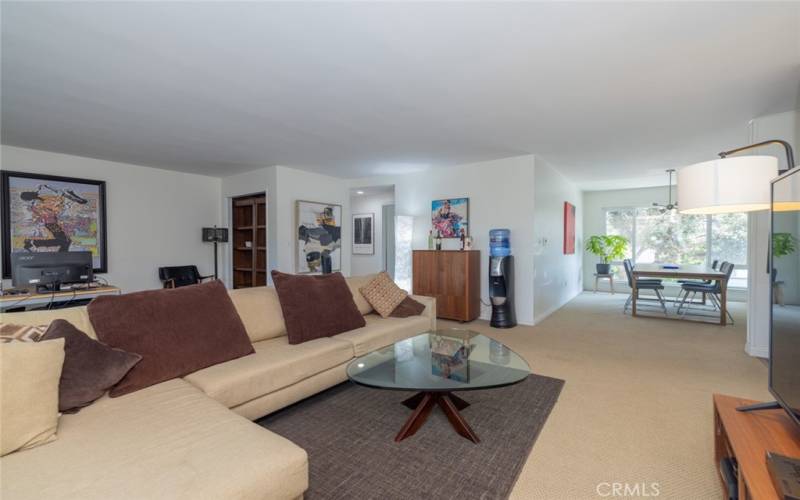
[563,201,576,254]
[295,200,342,273]
[1,171,108,278]
[352,213,374,255]
[431,197,469,238]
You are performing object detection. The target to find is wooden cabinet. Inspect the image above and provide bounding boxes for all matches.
[232,194,267,289]
[412,250,481,322]
[713,394,800,500]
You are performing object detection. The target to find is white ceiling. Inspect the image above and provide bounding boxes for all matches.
[2,2,799,188]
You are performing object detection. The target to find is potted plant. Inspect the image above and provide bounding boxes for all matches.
[772,232,797,281]
[585,235,629,275]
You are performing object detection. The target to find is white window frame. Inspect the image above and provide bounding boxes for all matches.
[602,206,749,287]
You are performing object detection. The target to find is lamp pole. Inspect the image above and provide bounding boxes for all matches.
[718,139,795,172]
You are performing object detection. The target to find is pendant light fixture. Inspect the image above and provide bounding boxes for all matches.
[652,169,678,212]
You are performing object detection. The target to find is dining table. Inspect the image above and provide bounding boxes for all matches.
[631,263,729,325]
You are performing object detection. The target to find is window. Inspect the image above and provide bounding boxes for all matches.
[604,208,748,288]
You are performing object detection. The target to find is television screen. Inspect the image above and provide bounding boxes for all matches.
[771,167,800,428]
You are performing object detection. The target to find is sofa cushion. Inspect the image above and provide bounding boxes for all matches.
[228,286,287,342]
[334,314,432,357]
[345,273,377,315]
[0,379,308,500]
[1,339,65,457]
[0,306,97,339]
[184,335,353,409]
[40,319,142,413]
[359,272,408,318]
[271,271,366,344]
[88,280,255,397]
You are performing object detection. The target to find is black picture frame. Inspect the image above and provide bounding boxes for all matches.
[1,170,108,279]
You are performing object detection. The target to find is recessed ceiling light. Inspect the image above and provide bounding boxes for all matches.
[356,190,365,195]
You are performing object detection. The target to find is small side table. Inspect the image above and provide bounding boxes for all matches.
[594,273,615,294]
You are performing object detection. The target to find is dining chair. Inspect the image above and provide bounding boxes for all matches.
[622,259,667,315]
[677,262,735,323]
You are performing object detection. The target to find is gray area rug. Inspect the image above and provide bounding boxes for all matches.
[258,374,565,500]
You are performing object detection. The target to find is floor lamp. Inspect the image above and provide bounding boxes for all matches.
[202,226,229,280]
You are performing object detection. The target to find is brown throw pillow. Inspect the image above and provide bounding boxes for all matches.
[40,319,142,413]
[271,271,366,344]
[360,272,408,318]
[389,296,427,318]
[88,280,254,397]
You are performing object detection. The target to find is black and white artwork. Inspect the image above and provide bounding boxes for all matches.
[352,213,374,255]
[296,200,342,273]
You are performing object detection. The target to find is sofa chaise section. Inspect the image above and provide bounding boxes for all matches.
[0,379,308,500]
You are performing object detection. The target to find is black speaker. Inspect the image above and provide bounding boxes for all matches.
[202,227,228,242]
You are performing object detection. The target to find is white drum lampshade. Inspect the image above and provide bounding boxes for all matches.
[677,156,779,214]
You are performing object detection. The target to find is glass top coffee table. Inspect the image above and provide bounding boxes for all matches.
[346,329,531,443]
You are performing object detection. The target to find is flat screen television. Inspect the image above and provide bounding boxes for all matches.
[768,167,800,428]
[10,251,93,291]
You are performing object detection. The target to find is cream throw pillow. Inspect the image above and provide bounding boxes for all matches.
[359,272,408,318]
[0,338,65,456]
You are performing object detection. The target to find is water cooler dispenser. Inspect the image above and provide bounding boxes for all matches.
[489,229,516,328]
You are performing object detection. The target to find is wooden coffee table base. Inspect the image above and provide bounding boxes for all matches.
[395,391,479,444]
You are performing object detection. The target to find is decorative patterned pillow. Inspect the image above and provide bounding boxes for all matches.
[0,323,47,343]
[359,272,408,318]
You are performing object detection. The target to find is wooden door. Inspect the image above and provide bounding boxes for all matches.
[232,194,266,289]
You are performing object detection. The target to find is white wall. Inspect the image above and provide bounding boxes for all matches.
[533,158,583,323]
[220,165,351,285]
[1,145,221,292]
[352,155,537,325]
[746,108,800,358]
[350,190,394,276]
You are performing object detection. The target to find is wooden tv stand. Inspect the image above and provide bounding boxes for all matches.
[714,394,800,499]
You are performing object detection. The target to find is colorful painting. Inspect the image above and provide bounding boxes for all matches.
[296,200,342,273]
[2,171,107,278]
[564,201,576,255]
[352,213,374,255]
[431,197,469,239]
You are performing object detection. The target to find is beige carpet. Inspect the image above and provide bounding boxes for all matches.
[440,292,769,500]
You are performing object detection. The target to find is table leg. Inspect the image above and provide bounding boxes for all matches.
[395,392,436,442]
[438,394,480,443]
[395,392,478,443]
[610,277,615,294]
[720,280,728,326]
[594,275,599,293]
[631,277,638,316]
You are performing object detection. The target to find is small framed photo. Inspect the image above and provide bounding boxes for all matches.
[352,213,374,255]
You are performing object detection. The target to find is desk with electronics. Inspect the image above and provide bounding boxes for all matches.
[1,250,120,312]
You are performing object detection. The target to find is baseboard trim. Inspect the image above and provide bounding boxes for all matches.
[533,290,580,325]
[745,344,769,359]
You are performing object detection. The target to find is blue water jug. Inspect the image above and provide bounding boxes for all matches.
[489,229,511,257]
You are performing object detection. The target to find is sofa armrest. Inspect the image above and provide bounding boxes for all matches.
[410,294,437,331]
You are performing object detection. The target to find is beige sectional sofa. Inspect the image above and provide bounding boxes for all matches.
[0,275,436,500]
